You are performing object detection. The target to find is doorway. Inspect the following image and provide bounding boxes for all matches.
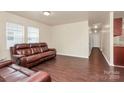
[89,30,101,55]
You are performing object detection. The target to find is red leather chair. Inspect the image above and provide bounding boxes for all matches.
[0,60,51,82]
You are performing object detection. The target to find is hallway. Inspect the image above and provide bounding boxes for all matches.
[89,47,124,81]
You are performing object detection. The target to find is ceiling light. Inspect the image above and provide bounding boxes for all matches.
[94,30,97,33]
[94,25,98,29]
[43,11,51,16]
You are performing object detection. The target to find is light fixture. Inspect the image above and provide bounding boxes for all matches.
[43,11,51,16]
[94,25,98,29]
[94,30,97,33]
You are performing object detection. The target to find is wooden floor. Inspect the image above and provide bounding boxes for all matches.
[32,48,124,82]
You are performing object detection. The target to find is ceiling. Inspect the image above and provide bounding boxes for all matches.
[8,11,111,27]
[88,11,110,27]
[9,11,88,26]
[114,11,124,18]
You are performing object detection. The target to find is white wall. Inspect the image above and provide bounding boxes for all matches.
[101,12,113,65]
[0,12,89,60]
[110,12,114,65]
[0,12,51,59]
[51,21,89,58]
[90,32,101,48]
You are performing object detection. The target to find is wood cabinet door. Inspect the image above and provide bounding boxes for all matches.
[114,18,122,36]
[114,47,124,66]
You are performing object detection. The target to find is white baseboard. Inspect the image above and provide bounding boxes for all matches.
[113,65,124,68]
[57,53,88,59]
[102,52,111,66]
[102,51,124,68]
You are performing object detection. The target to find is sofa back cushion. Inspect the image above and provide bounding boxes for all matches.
[31,47,42,54]
[30,43,43,54]
[15,44,32,56]
[16,49,32,56]
[13,43,49,56]
[30,43,41,48]
[15,44,30,49]
[40,43,48,52]
[42,46,48,52]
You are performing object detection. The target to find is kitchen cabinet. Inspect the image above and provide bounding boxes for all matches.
[114,18,122,36]
[114,47,124,66]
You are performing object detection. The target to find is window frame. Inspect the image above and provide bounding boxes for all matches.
[6,22,25,49]
[27,26,40,43]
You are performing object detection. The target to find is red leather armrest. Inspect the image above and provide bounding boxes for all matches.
[48,48,56,51]
[13,55,25,58]
[12,55,27,65]
[0,60,12,68]
[23,71,51,82]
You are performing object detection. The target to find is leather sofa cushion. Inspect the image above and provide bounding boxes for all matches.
[24,71,50,82]
[40,48,43,52]
[26,54,42,63]
[16,49,32,56]
[25,51,55,63]
[30,43,41,47]
[5,71,28,82]
[0,67,16,77]
[0,64,34,82]
[0,66,28,82]
[42,46,48,52]
[10,64,35,76]
[40,43,47,47]
[15,44,30,49]
[40,51,56,57]
[31,47,42,54]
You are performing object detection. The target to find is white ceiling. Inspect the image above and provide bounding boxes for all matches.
[114,11,124,18]
[9,11,88,26]
[88,11,110,27]
[8,11,111,27]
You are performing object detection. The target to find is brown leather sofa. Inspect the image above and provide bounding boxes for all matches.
[0,60,51,82]
[10,43,56,68]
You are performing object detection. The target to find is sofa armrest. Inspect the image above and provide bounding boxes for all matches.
[12,55,26,65]
[13,55,25,58]
[23,71,51,82]
[0,60,12,68]
[48,48,56,52]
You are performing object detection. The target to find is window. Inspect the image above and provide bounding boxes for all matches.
[27,26,39,43]
[6,22,24,49]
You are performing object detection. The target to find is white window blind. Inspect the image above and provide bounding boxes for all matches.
[27,27,39,43]
[6,22,24,49]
